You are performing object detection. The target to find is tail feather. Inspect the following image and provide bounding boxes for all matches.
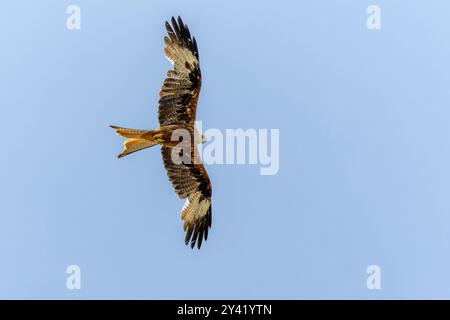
[110,125,158,158]
[110,125,149,139]
[118,138,157,158]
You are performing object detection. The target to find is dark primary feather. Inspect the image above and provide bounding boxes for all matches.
[165,16,199,60]
[185,206,212,249]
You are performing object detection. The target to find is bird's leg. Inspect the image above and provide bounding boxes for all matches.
[152,133,166,143]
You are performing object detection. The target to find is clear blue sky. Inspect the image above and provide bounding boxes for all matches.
[1,0,450,299]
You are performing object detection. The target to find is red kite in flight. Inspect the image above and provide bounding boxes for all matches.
[111,17,212,249]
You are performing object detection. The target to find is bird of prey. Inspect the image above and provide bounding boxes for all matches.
[111,17,212,249]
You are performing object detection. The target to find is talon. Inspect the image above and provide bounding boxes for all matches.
[153,133,165,143]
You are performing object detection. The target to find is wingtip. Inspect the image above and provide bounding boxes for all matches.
[197,237,203,249]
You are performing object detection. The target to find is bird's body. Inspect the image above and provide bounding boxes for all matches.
[111,17,212,249]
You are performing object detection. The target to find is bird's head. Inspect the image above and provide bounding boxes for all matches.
[193,129,207,144]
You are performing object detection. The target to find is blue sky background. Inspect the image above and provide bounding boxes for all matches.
[1,0,450,299]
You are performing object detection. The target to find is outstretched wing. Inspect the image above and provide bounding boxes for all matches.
[161,145,212,249]
[159,17,211,249]
[158,16,201,126]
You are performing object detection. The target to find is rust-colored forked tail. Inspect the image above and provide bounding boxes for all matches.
[110,125,158,158]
